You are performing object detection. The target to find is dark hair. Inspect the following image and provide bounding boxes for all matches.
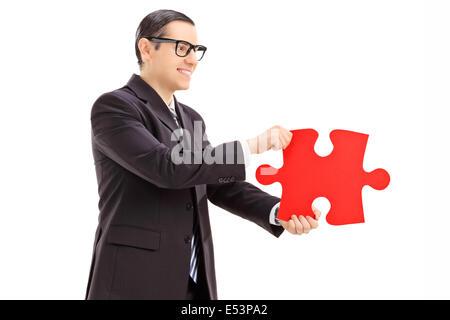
[135,9,195,70]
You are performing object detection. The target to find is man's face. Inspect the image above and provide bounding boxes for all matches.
[140,20,199,91]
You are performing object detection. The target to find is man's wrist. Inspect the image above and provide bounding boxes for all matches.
[269,202,281,226]
[238,139,251,168]
[274,207,281,225]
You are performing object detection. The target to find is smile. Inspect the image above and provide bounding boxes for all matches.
[177,68,192,79]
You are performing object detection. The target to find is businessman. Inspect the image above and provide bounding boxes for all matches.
[85,9,321,300]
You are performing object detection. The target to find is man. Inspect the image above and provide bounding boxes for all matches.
[85,9,321,300]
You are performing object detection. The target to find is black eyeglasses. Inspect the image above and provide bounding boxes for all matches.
[144,37,207,61]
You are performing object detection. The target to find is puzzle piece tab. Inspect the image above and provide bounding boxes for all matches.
[255,129,390,226]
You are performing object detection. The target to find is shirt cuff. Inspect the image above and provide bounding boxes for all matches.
[269,202,281,226]
[238,139,251,168]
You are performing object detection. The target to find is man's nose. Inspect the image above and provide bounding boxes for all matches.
[185,49,198,65]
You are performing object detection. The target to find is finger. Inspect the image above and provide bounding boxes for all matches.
[281,217,292,233]
[280,128,290,140]
[288,218,297,234]
[285,129,293,142]
[275,128,289,150]
[306,216,319,229]
[280,218,289,228]
[298,215,311,233]
[274,137,283,150]
[257,133,268,153]
[271,141,281,151]
[283,130,293,147]
[287,130,293,140]
[264,130,273,153]
[280,131,290,149]
[312,206,322,220]
[270,129,282,150]
[291,215,303,235]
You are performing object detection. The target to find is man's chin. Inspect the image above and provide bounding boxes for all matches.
[176,83,190,90]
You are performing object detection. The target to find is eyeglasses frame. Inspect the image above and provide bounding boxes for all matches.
[143,36,207,61]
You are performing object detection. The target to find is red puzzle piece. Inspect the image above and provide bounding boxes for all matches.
[255,129,390,225]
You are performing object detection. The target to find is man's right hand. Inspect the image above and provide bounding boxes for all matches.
[246,125,293,154]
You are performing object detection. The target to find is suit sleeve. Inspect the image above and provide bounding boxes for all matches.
[91,92,245,189]
[202,123,285,238]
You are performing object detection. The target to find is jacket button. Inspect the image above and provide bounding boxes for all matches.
[186,203,192,210]
[184,235,191,244]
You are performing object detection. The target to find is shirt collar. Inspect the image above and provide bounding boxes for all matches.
[167,96,175,110]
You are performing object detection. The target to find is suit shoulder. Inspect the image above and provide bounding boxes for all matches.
[91,89,140,118]
[93,87,138,106]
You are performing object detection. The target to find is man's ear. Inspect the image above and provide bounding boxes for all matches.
[138,38,153,65]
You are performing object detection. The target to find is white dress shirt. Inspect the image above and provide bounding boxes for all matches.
[167,97,281,227]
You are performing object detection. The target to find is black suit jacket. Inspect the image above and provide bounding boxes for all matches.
[85,73,284,300]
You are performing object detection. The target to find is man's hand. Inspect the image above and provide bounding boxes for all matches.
[246,125,293,154]
[279,206,321,235]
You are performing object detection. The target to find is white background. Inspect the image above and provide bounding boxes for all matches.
[0,0,446,299]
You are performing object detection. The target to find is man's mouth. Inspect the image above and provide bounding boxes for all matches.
[177,68,192,79]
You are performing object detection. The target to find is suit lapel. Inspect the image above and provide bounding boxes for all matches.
[125,73,178,132]
[173,95,193,139]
